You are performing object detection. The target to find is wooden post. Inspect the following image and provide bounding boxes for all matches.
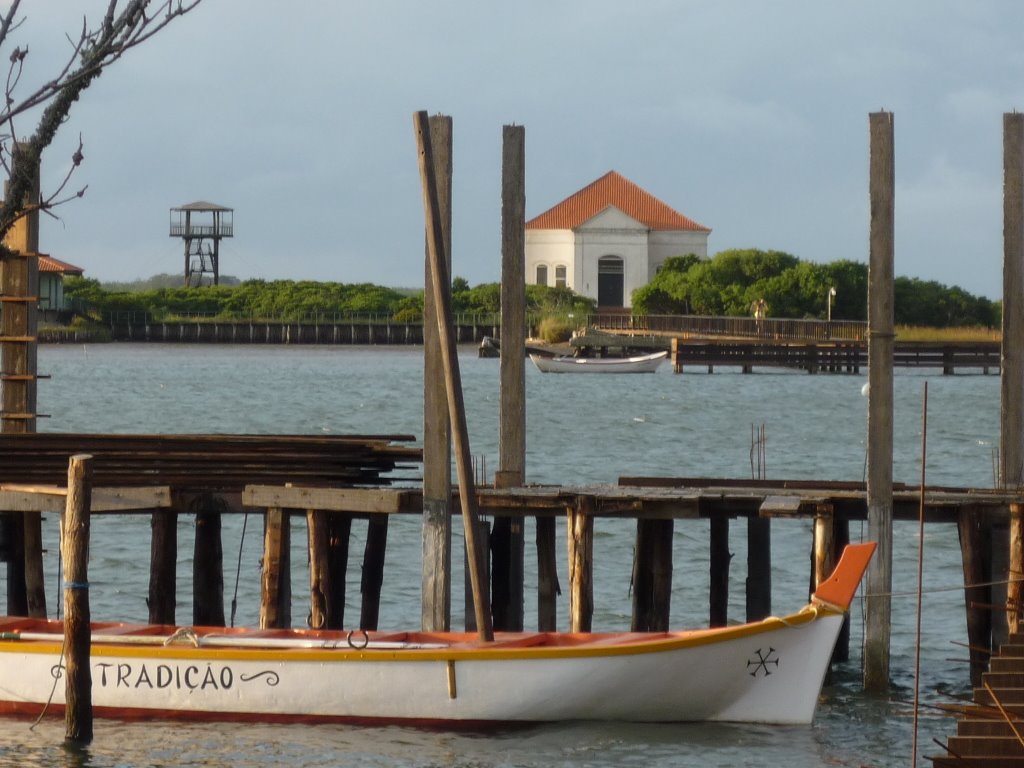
[1,142,40,434]
[421,114,453,633]
[1011,503,1023,636]
[22,511,45,617]
[360,515,388,630]
[1002,114,1024,640]
[328,514,351,629]
[709,514,730,627]
[536,515,558,631]
[464,519,490,633]
[414,109,493,641]
[959,505,992,687]
[493,123,527,632]
[148,504,178,625]
[865,110,895,692]
[632,517,673,632]
[259,507,290,629]
[991,522,1010,648]
[567,496,594,633]
[2,144,41,617]
[834,519,852,661]
[63,454,92,745]
[4,514,26,615]
[193,497,225,626]
[813,507,838,592]
[813,505,845,667]
[746,517,771,621]
[489,509,523,631]
[307,509,331,630]
[1002,112,1024,490]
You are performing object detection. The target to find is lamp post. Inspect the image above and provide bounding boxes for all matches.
[827,286,837,322]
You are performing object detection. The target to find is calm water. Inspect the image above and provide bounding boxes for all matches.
[0,343,1002,767]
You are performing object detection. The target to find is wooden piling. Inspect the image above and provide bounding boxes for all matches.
[1011,503,1023,636]
[328,514,351,629]
[3,514,26,615]
[259,507,291,629]
[414,109,493,641]
[2,145,41,618]
[63,454,92,745]
[465,519,490,633]
[536,516,558,631]
[193,497,225,626]
[865,110,896,692]
[1002,112,1024,490]
[1002,114,1024,642]
[746,517,771,621]
[307,509,331,629]
[490,509,524,631]
[709,515,730,627]
[148,504,177,625]
[421,114,453,633]
[360,515,388,630]
[23,511,45,618]
[493,123,527,632]
[567,496,594,633]
[632,518,673,631]
[814,505,850,663]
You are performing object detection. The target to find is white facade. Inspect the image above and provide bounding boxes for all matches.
[526,206,709,308]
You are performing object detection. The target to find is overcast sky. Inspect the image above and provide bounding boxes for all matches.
[14,1,1024,298]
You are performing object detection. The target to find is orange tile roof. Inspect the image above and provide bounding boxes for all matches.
[526,170,710,232]
[38,254,84,275]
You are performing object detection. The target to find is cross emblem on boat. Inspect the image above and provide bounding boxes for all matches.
[747,647,779,677]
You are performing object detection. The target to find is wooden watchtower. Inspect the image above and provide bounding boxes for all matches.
[169,201,233,286]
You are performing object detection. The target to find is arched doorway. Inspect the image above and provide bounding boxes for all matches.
[597,256,624,307]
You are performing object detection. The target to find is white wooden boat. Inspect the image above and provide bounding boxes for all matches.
[0,542,873,727]
[530,350,668,374]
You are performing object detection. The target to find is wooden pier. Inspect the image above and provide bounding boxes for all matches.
[103,317,499,345]
[670,338,1000,374]
[2,434,1021,684]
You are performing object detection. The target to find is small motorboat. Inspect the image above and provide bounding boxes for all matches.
[530,350,668,374]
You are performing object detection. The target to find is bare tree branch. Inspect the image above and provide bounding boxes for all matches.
[0,0,204,242]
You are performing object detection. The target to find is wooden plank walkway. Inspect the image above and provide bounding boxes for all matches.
[671,339,1000,374]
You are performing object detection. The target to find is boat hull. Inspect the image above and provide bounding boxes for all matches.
[0,610,843,726]
[530,351,667,373]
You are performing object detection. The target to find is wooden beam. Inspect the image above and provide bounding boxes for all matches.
[0,485,171,513]
[243,485,410,514]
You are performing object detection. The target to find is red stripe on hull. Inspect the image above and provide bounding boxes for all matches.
[0,700,526,730]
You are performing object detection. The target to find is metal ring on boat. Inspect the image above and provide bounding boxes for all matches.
[346,629,369,650]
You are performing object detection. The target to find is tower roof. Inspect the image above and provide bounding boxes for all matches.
[526,171,709,232]
[172,201,233,212]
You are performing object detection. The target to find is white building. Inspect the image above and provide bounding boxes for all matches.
[525,171,710,308]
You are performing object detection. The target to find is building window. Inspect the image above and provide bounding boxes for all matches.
[536,264,548,286]
[555,265,566,288]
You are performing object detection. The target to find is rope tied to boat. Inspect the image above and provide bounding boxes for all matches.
[163,627,200,647]
[767,604,822,627]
